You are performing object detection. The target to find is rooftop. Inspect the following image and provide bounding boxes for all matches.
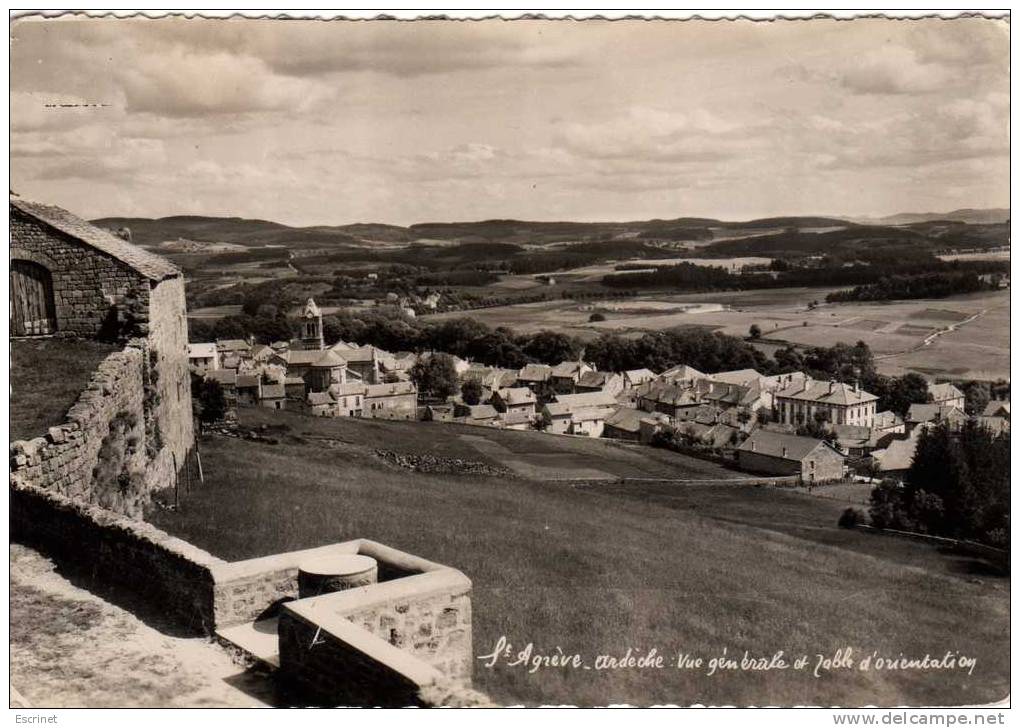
[775,379,877,406]
[737,429,838,461]
[11,198,180,281]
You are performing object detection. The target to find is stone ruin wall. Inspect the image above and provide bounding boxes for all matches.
[10,213,194,516]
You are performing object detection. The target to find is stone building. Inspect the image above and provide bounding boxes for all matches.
[298,297,324,350]
[10,197,194,478]
[774,378,878,428]
[736,430,845,482]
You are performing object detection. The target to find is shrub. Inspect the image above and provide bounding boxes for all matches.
[838,507,864,529]
[589,312,607,322]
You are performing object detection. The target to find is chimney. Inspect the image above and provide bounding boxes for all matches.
[782,446,788,458]
[829,380,835,394]
[750,440,756,452]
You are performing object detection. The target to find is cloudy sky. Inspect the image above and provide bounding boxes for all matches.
[10,16,1010,226]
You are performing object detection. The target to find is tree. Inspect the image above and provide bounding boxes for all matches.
[589,312,607,322]
[749,324,762,340]
[410,354,459,400]
[461,378,483,406]
[194,378,227,426]
[522,330,582,365]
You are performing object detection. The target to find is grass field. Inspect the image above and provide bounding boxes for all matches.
[422,288,1010,381]
[10,339,117,442]
[148,411,1009,706]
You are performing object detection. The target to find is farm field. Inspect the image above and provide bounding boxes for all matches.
[422,288,1010,381]
[148,412,1009,706]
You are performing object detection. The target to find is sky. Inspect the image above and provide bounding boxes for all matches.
[9,16,1010,227]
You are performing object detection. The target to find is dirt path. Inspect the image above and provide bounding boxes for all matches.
[10,544,275,708]
[874,307,990,361]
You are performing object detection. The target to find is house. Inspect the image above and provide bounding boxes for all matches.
[235,373,262,405]
[187,342,220,372]
[422,404,455,423]
[621,368,657,390]
[284,376,306,400]
[982,400,1010,419]
[454,403,499,426]
[217,338,252,359]
[517,363,553,392]
[542,391,617,437]
[656,364,705,386]
[870,430,922,477]
[736,430,845,483]
[928,382,966,411]
[709,368,766,388]
[873,411,905,434]
[829,424,886,458]
[550,360,594,394]
[603,406,646,441]
[638,413,673,444]
[637,383,700,418]
[774,379,878,428]
[697,379,772,414]
[575,371,625,397]
[491,386,537,415]
[333,382,367,417]
[260,382,286,410]
[977,416,1010,435]
[205,367,237,392]
[498,410,534,431]
[364,381,417,420]
[906,403,966,431]
[308,390,337,417]
[328,344,386,385]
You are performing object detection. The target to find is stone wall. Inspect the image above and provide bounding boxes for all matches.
[10,209,149,339]
[277,564,475,707]
[146,276,195,466]
[10,480,225,632]
[10,346,146,510]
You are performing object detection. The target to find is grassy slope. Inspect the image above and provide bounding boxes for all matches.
[149,412,1008,707]
[10,339,117,441]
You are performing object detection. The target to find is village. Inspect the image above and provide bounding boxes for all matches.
[188,297,1010,486]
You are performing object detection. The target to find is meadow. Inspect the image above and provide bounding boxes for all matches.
[10,339,118,441]
[148,410,1009,706]
[422,288,1010,381]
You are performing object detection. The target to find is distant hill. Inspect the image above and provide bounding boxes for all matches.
[91,215,365,249]
[849,208,1010,226]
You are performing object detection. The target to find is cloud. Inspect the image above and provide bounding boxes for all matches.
[837,46,951,95]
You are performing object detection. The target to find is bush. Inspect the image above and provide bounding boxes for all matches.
[589,312,607,322]
[838,507,864,529]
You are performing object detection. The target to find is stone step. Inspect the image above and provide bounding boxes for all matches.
[216,617,280,669]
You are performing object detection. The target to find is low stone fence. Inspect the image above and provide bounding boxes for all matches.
[277,556,476,706]
[10,480,225,632]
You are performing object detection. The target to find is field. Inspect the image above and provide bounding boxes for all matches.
[422,288,1011,381]
[148,410,1009,706]
[10,339,118,442]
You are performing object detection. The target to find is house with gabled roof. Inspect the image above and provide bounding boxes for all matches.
[906,403,966,431]
[490,386,537,415]
[982,400,1010,419]
[517,363,553,392]
[928,382,966,411]
[575,370,624,397]
[550,360,594,394]
[621,368,657,390]
[873,410,905,434]
[637,382,700,418]
[737,430,845,482]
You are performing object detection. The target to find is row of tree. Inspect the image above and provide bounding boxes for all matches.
[825,272,993,302]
